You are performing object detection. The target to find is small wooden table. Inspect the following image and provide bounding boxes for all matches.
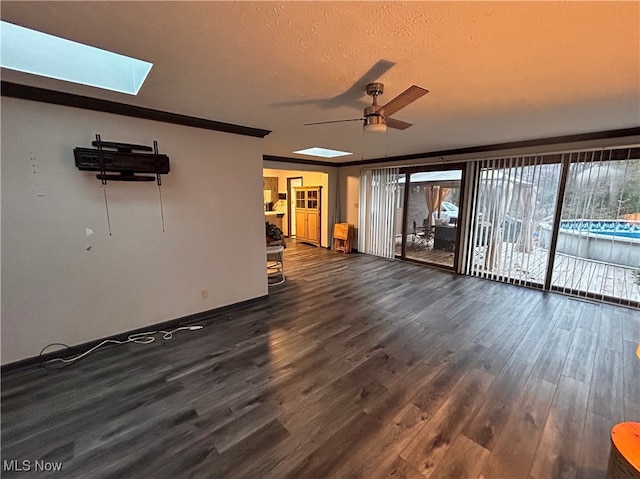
[333,223,354,254]
[607,422,640,479]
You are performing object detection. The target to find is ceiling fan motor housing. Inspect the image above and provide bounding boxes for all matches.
[365,83,386,129]
[366,82,384,97]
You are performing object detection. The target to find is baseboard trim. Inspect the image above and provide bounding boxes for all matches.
[1,295,269,373]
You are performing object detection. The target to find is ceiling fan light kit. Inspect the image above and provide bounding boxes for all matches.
[364,115,387,134]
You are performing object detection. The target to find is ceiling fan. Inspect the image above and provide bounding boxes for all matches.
[304,82,429,133]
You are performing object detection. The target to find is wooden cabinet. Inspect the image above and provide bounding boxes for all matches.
[294,186,322,246]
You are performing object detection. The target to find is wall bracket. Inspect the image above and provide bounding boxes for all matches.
[74,135,170,183]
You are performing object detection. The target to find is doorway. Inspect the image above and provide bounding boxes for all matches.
[397,166,465,270]
[287,177,303,237]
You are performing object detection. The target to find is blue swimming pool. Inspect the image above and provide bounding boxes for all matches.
[559,220,640,240]
[540,219,640,267]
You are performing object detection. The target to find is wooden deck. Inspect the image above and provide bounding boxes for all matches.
[400,234,640,304]
[2,240,639,478]
[397,234,456,267]
[471,246,640,304]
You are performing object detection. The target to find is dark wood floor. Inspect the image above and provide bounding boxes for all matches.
[2,240,639,479]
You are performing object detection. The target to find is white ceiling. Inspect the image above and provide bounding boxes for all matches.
[2,1,639,164]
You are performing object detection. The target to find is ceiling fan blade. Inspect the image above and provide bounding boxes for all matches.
[304,118,363,126]
[386,117,413,130]
[380,85,429,117]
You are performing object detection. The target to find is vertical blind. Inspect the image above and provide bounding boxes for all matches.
[359,167,399,259]
[463,146,639,308]
[464,154,561,286]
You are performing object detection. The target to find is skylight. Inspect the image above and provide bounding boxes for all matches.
[0,21,153,95]
[294,147,352,158]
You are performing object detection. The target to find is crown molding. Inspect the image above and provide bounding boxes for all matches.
[1,81,271,138]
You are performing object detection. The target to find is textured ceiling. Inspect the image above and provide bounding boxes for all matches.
[2,1,639,163]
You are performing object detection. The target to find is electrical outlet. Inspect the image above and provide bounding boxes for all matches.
[200,289,209,299]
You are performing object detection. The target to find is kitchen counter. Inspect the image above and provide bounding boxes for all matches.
[265,212,284,229]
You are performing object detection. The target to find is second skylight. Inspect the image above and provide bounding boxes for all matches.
[294,147,352,158]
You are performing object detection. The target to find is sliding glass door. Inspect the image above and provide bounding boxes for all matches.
[360,146,639,308]
[550,151,640,305]
[463,147,640,308]
[397,166,464,269]
[464,157,562,286]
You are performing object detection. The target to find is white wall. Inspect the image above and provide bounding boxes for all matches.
[1,97,267,364]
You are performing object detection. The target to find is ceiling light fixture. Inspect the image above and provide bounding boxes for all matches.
[363,123,388,134]
[363,114,387,134]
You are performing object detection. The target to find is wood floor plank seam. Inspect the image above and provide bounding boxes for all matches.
[1,240,637,479]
